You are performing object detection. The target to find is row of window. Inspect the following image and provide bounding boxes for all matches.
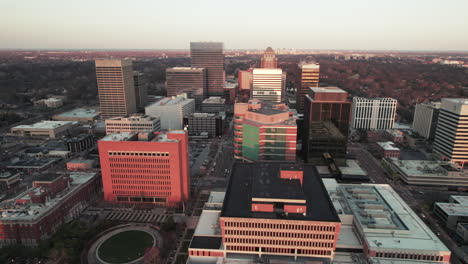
[111,180,171,185]
[110,169,171,175]
[224,230,335,240]
[109,158,170,164]
[375,252,443,261]
[111,185,171,190]
[109,173,171,179]
[223,221,337,232]
[225,246,332,256]
[108,151,170,157]
[112,190,171,196]
[109,163,170,169]
[225,237,334,248]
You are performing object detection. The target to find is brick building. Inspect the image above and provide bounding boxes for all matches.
[377,141,400,158]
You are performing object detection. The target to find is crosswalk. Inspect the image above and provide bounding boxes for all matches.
[105,211,168,224]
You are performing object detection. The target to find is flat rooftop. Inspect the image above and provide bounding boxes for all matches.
[221,162,340,222]
[310,87,347,93]
[147,94,193,107]
[203,97,226,104]
[54,108,99,119]
[100,132,136,141]
[443,98,468,105]
[377,141,400,151]
[12,120,77,130]
[106,115,158,122]
[390,160,458,176]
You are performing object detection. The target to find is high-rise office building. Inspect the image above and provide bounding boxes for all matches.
[234,100,297,161]
[145,93,195,130]
[105,114,161,135]
[297,63,320,112]
[133,71,148,111]
[260,46,278,68]
[303,87,351,163]
[190,42,224,97]
[165,67,207,108]
[413,102,441,140]
[98,131,189,207]
[95,59,137,119]
[251,68,283,102]
[433,98,468,165]
[351,97,397,130]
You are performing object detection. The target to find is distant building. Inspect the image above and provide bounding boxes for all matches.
[165,67,207,108]
[34,97,63,108]
[377,141,400,158]
[52,108,100,123]
[190,42,224,97]
[184,113,223,138]
[0,170,21,193]
[133,71,148,111]
[297,63,320,112]
[0,172,99,246]
[435,195,468,231]
[95,59,137,119]
[66,134,95,153]
[234,100,297,161]
[201,97,226,113]
[105,115,160,135]
[351,97,397,130]
[385,129,404,143]
[238,69,252,91]
[433,98,468,165]
[260,47,278,68]
[251,68,283,102]
[11,121,78,138]
[98,131,189,207]
[303,87,351,163]
[66,159,95,171]
[145,94,195,130]
[413,102,441,140]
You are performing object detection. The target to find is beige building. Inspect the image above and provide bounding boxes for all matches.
[52,108,100,123]
[105,115,161,135]
[11,121,78,138]
[298,63,320,112]
[95,59,137,119]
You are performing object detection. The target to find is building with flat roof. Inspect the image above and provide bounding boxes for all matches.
[66,159,96,171]
[0,170,21,193]
[95,59,137,119]
[188,163,341,263]
[351,97,397,130]
[238,69,253,92]
[66,134,95,153]
[0,172,99,246]
[413,102,441,140]
[133,71,148,111]
[52,108,100,123]
[433,98,468,165]
[145,93,195,130]
[234,100,297,161]
[11,121,78,138]
[298,63,320,112]
[34,97,63,108]
[252,68,283,102]
[324,179,451,263]
[190,42,224,97]
[184,113,223,138]
[166,67,207,108]
[435,195,468,231]
[201,97,226,113]
[384,159,468,187]
[377,141,400,158]
[105,114,160,135]
[98,131,189,207]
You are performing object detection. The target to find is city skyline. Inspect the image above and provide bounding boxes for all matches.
[2,0,468,51]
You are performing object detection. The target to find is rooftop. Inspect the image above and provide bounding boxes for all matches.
[167,67,205,72]
[389,160,459,176]
[203,97,226,104]
[443,98,468,105]
[146,93,194,107]
[378,141,400,151]
[12,120,77,130]
[106,115,158,122]
[54,108,99,119]
[301,63,320,69]
[310,87,347,93]
[100,132,136,141]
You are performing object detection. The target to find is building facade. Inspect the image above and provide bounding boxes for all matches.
[377,141,400,158]
[145,94,195,130]
[303,87,351,163]
[351,97,397,130]
[297,63,320,112]
[133,71,148,111]
[201,97,226,113]
[98,131,189,207]
[433,98,468,165]
[190,42,224,97]
[95,59,137,119]
[238,69,253,92]
[252,68,283,102]
[184,113,223,138]
[165,67,207,108]
[105,115,161,135]
[66,134,95,153]
[234,100,297,161]
[413,102,441,140]
[260,47,278,68]
[11,121,78,139]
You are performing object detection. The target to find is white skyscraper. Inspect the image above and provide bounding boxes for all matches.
[251,68,283,102]
[351,97,397,130]
[412,102,441,140]
[433,98,468,165]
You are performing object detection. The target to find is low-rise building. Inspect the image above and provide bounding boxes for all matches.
[201,97,226,113]
[145,93,195,130]
[0,170,21,193]
[34,98,63,108]
[11,121,78,139]
[66,159,96,171]
[184,113,223,138]
[435,196,468,231]
[377,141,400,158]
[66,134,95,153]
[105,115,161,135]
[456,223,468,243]
[386,129,404,143]
[52,108,100,123]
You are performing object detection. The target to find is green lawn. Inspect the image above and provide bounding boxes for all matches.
[98,230,154,264]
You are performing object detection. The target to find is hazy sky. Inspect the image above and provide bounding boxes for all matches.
[2,0,468,50]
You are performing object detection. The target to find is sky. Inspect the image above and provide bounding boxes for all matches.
[1,0,468,51]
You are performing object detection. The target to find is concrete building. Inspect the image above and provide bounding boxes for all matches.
[188,163,341,263]
[234,100,297,161]
[190,42,224,97]
[303,87,351,163]
[95,59,137,119]
[0,172,99,246]
[433,99,468,165]
[412,102,441,140]
[165,67,207,108]
[145,94,195,130]
[66,134,95,153]
[98,131,189,207]
[133,71,148,111]
[105,114,160,135]
[52,108,100,123]
[251,68,283,102]
[238,69,253,92]
[324,180,451,263]
[435,195,468,231]
[184,113,223,138]
[384,159,468,187]
[34,97,63,108]
[0,170,21,193]
[11,121,78,138]
[297,63,320,112]
[377,141,400,158]
[201,97,226,113]
[351,97,397,130]
[260,47,278,68]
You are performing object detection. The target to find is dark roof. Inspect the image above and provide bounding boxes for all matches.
[189,236,222,250]
[221,162,340,222]
[265,47,274,52]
